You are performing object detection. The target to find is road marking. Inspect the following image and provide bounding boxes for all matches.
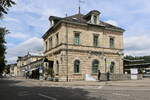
[112,93,130,97]
[38,93,57,100]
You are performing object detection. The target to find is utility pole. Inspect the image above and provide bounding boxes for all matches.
[105,58,107,73]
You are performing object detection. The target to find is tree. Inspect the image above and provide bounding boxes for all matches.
[0,0,16,17]
[0,0,15,74]
[0,28,8,73]
[124,55,150,63]
[3,64,10,74]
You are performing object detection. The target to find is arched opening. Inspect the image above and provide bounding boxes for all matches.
[92,59,99,73]
[110,62,115,73]
[74,60,80,73]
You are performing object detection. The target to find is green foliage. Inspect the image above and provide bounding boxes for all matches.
[124,55,136,60]
[124,55,150,63]
[0,28,8,73]
[142,56,150,63]
[3,65,10,74]
[0,0,16,17]
[0,0,15,73]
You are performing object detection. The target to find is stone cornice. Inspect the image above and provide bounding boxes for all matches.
[44,43,123,56]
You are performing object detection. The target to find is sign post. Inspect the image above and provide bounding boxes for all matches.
[130,68,138,80]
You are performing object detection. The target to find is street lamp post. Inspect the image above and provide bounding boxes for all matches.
[104,58,107,73]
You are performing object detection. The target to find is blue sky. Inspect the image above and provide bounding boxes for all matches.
[1,0,150,63]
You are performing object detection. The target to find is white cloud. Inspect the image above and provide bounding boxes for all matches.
[6,43,16,48]
[124,35,150,56]
[125,49,150,56]
[7,57,18,64]
[105,20,118,26]
[3,0,150,63]
[4,17,19,22]
[7,33,30,39]
[6,37,44,64]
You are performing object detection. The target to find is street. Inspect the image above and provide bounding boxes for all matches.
[0,78,150,100]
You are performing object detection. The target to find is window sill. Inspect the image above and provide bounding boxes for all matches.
[93,45,99,47]
[74,44,80,46]
[110,47,115,49]
[91,73,98,75]
[73,73,82,75]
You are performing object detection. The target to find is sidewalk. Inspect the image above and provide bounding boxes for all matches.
[7,77,150,87]
[107,78,150,87]
[11,77,106,86]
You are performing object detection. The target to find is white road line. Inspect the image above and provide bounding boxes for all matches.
[112,93,130,97]
[38,93,57,100]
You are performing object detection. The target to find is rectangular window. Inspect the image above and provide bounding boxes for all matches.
[74,32,80,45]
[49,37,52,49]
[45,41,48,51]
[56,33,59,46]
[93,35,99,47]
[110,37,115,48]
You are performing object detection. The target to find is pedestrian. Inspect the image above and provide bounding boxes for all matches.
[25,72,28,79]
[26,71,29,79]
[98,70,101,81]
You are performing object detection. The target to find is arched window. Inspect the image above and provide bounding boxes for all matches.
[56,61,59,75]
[110,62,115,73]
[74,60,80,73]
[92,59,99,73]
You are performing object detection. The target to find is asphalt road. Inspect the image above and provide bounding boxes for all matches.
[0,78,150,100]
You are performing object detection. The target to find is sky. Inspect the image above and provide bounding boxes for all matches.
[1,0,150,64]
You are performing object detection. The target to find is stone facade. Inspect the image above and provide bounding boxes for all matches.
[17,52,44,77]
[43,10,125,81]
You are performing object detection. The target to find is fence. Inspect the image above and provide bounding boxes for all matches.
[99,73,143,81]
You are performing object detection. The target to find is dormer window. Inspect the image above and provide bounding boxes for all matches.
[93,15,97,24]
[92,14,99,24]
[50,20,54,26]
[83,10,100,25]
[49,16,61,27]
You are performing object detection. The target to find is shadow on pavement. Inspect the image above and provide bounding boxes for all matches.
[0,78,22,85]
[0,79,107,100]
